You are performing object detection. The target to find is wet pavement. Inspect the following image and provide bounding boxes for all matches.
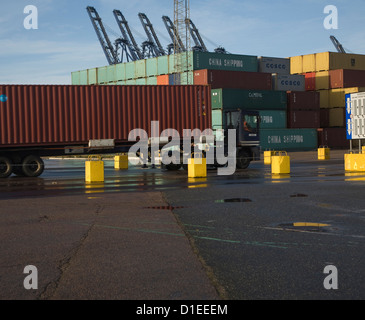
[0,150,365,300]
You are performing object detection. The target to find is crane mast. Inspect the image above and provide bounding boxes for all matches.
[86,6,120,65]
[330,35,346,54]
[162,16,186,54]
[185,18,208,52]
[113,10,144,60]
[138,13,166,57]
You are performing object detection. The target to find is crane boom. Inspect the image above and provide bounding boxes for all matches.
[330,35,346,54]
[113,9,144,60]
[162,16,186,54]
[138,13,166,57]
[185,18,208,52]
[86,6,120,65]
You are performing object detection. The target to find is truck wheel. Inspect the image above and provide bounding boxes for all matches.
[236,150,251,170]
[0,156,13,178]
[21,155,44,177]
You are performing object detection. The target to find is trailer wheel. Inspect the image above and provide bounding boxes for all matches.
[236,149,251,170]
[21,155,44,177]
[0,156,13,178]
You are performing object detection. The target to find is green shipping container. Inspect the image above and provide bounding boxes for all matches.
[115,63,126,81]
[97,66,107,84]
[168,51,258,73]
[259,110,287,129]
[107,65,116,83]
[146,77,157,85]
[157,56,169,75]
[116,80,126,85]
[135,78,147,85]
[146,58,158,77]
[79,70,88,85]
[125,79,136,85]
[179,71,194,85]
[71,71,80,85]
[135,59,146,78]
[125,61,135,80]
[260,129,318,151]
[212,88,287,110]
[88,68,98,85]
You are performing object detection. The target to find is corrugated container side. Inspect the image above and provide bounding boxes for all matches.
[179,72,194,85]
[260,128,318,150]
[318,90,330,108]
[146,58,158,77]
[79,70,88,85]
[320,109,330,127]
[329,87,365,108]
[272,74,305,91]
[287,91,320,110]
[125,61,135,80]
[135,59,146,79]
[258,57,290,74]
[88,68,98,85]
[169,74,181,85]
[71,72,80,85]
[315,71,330,90]
[304,72,316,91]
[135,78,147,85]
[146,77,157,85]
[0,85,212,147]
[194,69,272,90]
[316,52,365,72]
[317,128,349,148]
[211,88,287,110]
[97,66,107,84]
[328,107,346,127]
[290,55,303,74]
[259,110,287,129]
[287,110,320,128]
[115,64,126,81]
[157,56,169,75]
[157,75,169,85]
[107,65,116,83]
[329,69,365,88]
[302,54,316,73]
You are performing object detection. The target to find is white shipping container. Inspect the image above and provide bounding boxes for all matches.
[272,74,305,92]
[258,57,290,75]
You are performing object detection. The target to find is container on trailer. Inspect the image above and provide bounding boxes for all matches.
[272,74,305,91]
[258,57,290,75]
[0,85,212,148]
[193,69,272,90]
[211,88,287,110]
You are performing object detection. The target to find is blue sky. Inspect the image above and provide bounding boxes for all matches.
[1,0,365,84]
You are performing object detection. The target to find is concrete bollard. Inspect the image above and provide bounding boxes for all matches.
[188,153,207,178]
[114,154,128,170]
[85,156,104,182]
[318,146,330,160]
[271,151,290,175]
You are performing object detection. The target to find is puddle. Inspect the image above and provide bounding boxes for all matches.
[215,198,252,203]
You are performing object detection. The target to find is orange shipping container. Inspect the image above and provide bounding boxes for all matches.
[157,75,169,85]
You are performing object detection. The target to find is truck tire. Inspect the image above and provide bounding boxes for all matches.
[236,149,251,170]
[0,156,13,178]
[21,155,44,177]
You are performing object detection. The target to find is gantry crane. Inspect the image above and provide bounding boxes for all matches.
[86,6,121,65]
[330,35,346,54]
[162,16,186,54]
[113,9,144,61]
[138,13,166,58]
[185,18,208,52]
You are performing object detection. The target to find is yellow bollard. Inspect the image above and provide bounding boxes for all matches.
[271,151,290,175]
[264,150,275,165]
[188,153,207,178]
[318,146,330,160]
[114,154,128,170]
[362,146,365,154]
[85,155,104,182]
[345,153,365,172]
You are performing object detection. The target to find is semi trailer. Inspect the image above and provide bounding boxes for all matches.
[0,84,260,178]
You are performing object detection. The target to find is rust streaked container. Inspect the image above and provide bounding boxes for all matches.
[304,72,316,91]
[329,69,365,89]
[157,75,169,85]
[287,91,320,110]
[0,85,211,148]
[317,128,349,149]
[287,110,320,129]
[193,69,272,90]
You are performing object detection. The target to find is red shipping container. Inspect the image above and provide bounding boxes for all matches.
[193,69,272,90]
[317,128,349,149]
[287,110,320,128]
[329,69,365,89]
[304,72,316,91]
[320,109,330,128]
[287,91,320,110]
[0,85,211,148]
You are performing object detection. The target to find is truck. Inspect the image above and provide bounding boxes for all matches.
[0,84,260,178]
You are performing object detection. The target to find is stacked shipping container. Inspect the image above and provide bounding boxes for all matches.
[290,51,365,148]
